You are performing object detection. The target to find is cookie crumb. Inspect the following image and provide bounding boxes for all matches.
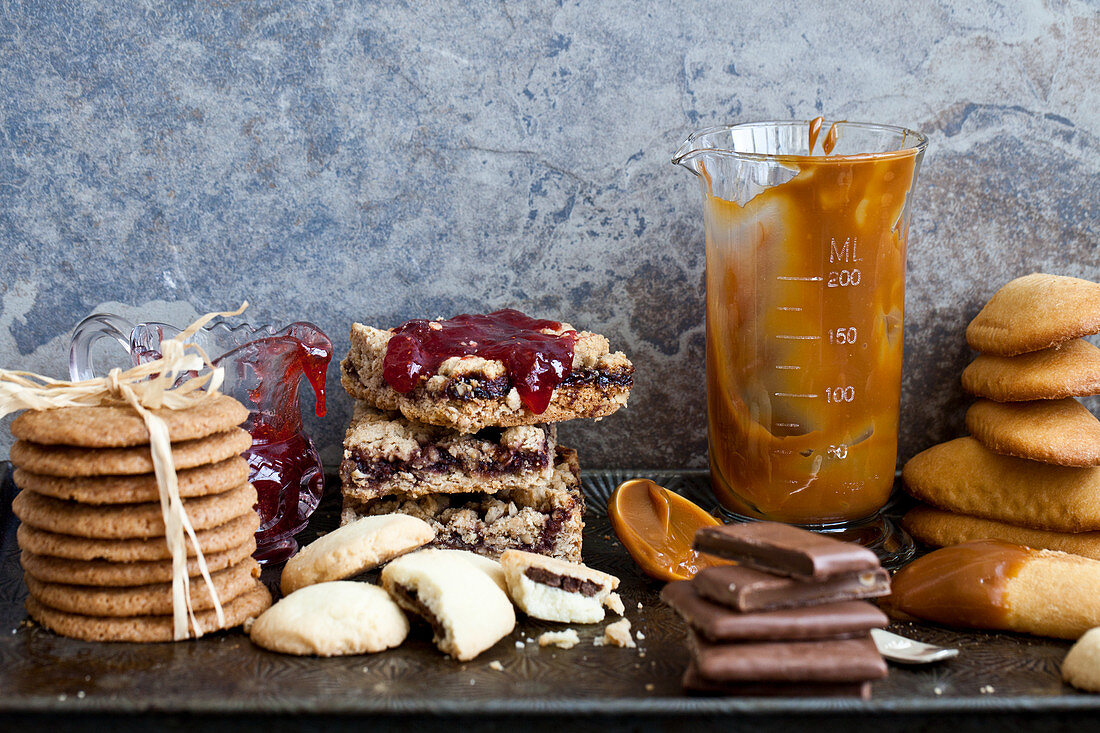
[601,618,636,648]
[636,630,645,640]
[637,602,643,610]
[488,660,504,671]
[515,640,525,649]
[980,685,995,694]
[933,686,943,695]
[645,683,655,692]
[604,592,625,616]
[538,629,580,649]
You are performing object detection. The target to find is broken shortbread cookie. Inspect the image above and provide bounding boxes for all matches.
[597,618,636,648]
[381,549,515,661]
[500,549,620,623]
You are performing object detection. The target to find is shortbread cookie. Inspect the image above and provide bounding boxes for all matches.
[500,549,619,623]
[250,582,409,656]
[961,339,1100,402]
[902,437,1100,532]
[966,398,1100,467]
[342,447,584,561]
[24,557,260,616]
[341,319,633,433]
[1063,627,1100,692]
[16,512,260,562]
[10,428,253,477]
[340,402,556,502]
[381,549,515,661]
[902,505,1100,560]
[886,539,1100,639]
[20,540,256,586]
[13,456,249,504]
[966,273,1100,356]
[11,394,249,447]
[13,482,258,539]
[404,548,509,596]
[281,513,435,594]
[25,582,272,642]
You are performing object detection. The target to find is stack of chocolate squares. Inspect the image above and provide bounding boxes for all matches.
[662,522,892,698]
[339,310,634,561]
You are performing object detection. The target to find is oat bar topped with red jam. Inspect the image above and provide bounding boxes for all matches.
[341,309,633,433]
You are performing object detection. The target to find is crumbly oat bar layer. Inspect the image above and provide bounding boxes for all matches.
[340,402,557,502]
[341,447,584,562]
[341,322,633,433]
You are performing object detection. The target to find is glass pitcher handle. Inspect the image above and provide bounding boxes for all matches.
[69,313,137,381]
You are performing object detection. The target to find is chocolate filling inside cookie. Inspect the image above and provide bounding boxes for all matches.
[392,584,447,640]
[523,567,602,597]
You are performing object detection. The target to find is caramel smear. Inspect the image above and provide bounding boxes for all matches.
[608,479,732,581]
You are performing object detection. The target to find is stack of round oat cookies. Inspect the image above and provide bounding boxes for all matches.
[9,394,272,641]
[902,273,1100,557]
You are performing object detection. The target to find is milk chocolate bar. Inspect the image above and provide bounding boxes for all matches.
[692,563,891,612]
[693,522,881,579]
[661,581,888,641]
[682,663,873,699]
[688,630,888,683]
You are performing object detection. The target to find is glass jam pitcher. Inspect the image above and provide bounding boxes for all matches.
[70,313,333,564]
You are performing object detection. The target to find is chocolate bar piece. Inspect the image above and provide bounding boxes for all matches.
[693,522,880,579]
[682,663,872,699]
[692,563,890,612]
[688,630,888,683]
[661,581,888,641]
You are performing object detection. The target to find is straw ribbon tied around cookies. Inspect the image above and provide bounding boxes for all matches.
[0,302,249,640]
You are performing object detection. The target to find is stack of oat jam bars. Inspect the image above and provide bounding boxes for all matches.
[338,309,634,561]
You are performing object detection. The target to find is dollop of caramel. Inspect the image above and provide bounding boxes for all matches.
[608,478,732,581]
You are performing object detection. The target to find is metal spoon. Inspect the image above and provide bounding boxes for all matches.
[871,628,959,665]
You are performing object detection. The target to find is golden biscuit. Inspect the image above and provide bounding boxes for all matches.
[966,273,1100,356]
[961,339,1100,402]
[902,437,1100,532]
[902,505,1100,561]
[886,539,1100,639]
[965,398,1100,467]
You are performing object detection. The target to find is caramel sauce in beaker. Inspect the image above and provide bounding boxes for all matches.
[705,122,919,523]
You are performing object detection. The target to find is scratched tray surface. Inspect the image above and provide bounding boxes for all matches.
[0,464,1095,715]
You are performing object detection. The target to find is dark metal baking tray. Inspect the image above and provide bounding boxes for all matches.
[1,464,1098,731]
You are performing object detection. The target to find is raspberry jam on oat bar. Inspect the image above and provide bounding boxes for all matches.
[382,309,576,414]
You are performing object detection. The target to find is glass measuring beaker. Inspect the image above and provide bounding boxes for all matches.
[673,120,927,530]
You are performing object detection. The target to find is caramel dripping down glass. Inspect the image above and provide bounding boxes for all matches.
[673,120,928,566]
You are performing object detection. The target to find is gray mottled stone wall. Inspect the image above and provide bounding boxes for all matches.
[1,1,1097,469]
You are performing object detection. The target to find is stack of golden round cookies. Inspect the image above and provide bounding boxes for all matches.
[902,273,1100,558]
[8,394,272,641]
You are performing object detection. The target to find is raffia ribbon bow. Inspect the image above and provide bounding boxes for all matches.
[0,303,250,640]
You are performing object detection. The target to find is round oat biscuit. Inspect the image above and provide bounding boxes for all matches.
[1063,627,1100,692]
[280,513,435,595]
[961,339,1100,402]
[13,456,249,505]
[24,557,260,617]
[250,581,409,656]
[966,273,1100,356]
[12,482,257,539]
[966,398,1100,467]
[11,394,249,448]
[16,512,260,562]
[25,581,272,642]
[9,428,253,477]
[20,539,256,586]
